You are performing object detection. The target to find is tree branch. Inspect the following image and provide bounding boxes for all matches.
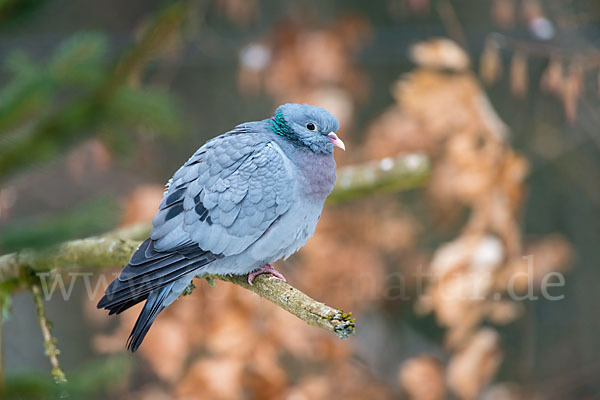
[2,237,356,338]
[31,283,67,384]
[205,274,355,339]
[0,152,430,338]
[329,152,429,203]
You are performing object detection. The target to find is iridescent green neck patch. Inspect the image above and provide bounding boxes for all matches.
[270,110,294,139]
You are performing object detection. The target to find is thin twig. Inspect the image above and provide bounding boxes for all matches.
[8,237,355,340]
[31,283,67,384]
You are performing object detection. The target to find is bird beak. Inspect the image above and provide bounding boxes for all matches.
[327,132,346,151]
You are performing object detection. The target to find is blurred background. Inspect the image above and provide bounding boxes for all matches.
[0,0,599,399]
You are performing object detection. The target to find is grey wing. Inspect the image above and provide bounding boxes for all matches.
[150,128,295,257]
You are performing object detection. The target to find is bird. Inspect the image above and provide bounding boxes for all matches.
[97,103,345,352]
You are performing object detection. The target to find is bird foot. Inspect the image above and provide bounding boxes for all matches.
[248,264,287,285]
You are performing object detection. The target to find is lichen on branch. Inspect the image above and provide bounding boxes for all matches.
[31,283,67,384]
[1,236,356,339]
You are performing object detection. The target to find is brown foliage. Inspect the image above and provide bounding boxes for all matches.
[363,38,572,398]
[89,35,574,400]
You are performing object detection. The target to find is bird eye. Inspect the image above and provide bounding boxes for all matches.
[306,122,317,131]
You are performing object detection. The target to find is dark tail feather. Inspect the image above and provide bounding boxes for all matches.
[97,238,221,352]
[126,283,174,352]
[97,239,220,314]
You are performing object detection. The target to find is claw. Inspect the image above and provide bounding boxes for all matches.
[248,264,287,285]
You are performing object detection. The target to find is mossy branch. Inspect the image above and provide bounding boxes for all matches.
[0,152,430,342]
[0,237,141,284]
[31,283,67,384]
[206,274,355,338]
[2,236,355,339]
[328,152,429,203]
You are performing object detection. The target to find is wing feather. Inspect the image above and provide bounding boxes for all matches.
[151,125,295,257]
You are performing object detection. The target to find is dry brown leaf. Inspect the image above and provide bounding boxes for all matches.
[264,304,317,359]
[363,108,433,158]
[140,317,189,382]
[431,277,487,339]
[429,235,477,277]
[447,328,503,400]
[480,39,503,85]
[486,300,523,325]
[295,207,388,310]
[497,234,573,293]
[244,343,288,396]
[175,357,244,400]
[410,38,470,72]
[399,356,447,400]
[299,235,386,310]
[445,320,482,351]
[205,307,256,358]
[394,71,482,139]
[298,32,346,85]
[422,234,506,348]
[510,51,528,98]
[540,57,564,95]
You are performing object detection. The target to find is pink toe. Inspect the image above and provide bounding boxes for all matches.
[247,264,287,285]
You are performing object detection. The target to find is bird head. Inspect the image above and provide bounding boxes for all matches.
[270,103,345,154]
